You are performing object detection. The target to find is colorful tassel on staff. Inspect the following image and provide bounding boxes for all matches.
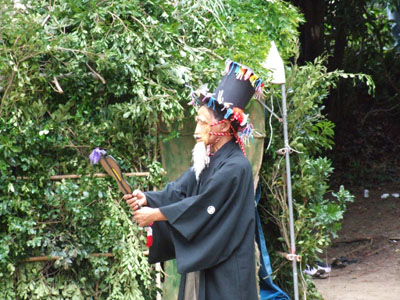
[145,224,153,248]
[89,147,106,164]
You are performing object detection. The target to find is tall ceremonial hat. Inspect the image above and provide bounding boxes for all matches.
[190,59,265,152]
[213,60,264,110]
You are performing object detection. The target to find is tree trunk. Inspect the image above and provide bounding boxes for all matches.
[293,0,326,64]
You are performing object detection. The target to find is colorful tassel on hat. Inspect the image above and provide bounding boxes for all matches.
[244,69,253,80]
[207,96,216,110]
[249,74,258,85]
[224,108,233,119]
[255,82,265,99]
[216,90,224,105]
[227,61,236,75]
[224,59,233,74]
[238,123,254,145]
[236,67,246,80]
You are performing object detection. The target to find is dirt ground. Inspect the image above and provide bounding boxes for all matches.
[313,184,400,300]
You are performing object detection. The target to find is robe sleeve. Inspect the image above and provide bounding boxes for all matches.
[145,168,195,208]
[159,158,255,274]
[148,221,176,264]
[146,168,195,264]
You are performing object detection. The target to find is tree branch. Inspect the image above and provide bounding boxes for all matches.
[362,6,400,96]
[86,63,106,84]
[0,69,16,113]
[53,76,64,93]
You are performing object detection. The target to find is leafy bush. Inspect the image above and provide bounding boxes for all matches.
[259,57,370,298]
[0,0,223,298]
[0,0,372,299]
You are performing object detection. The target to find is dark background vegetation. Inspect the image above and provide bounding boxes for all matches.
[292,0,400,186]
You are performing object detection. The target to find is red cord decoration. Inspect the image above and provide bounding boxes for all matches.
[208,132,234,136]
[210,120,227,127]
[231,125,246,157]
[208,120,246,157]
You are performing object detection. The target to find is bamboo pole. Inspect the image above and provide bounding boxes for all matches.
[24,253,114,262]
[281,84,299,300]
[17,172,150,181]
[24,251,149,263]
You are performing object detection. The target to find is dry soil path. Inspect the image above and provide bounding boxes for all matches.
[312,184,400,300]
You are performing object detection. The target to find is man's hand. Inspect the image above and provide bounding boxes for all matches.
[124,190,167,226]
[133,207,167,227]
[123,189,147,211]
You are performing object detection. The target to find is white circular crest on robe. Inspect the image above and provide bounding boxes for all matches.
[207,206,216,215]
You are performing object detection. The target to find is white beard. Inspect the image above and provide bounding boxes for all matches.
[191,142,209,181]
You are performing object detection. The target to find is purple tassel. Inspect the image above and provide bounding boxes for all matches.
[89,147,106,164]
[201,94,209,102]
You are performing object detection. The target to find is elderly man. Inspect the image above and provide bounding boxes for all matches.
[124,60,264,300]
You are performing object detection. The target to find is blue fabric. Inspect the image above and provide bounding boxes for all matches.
[255,185,291,300]
[224,108,233,119]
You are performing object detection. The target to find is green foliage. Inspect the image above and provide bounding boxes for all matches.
[0,0,227,298]
[259,57,365,298]
[0,0,366,299]
[0,0,303,298]
[1,173,156,299]
[220,0,303,71]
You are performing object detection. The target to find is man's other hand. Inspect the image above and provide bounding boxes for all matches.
[133,207,167,227]
[123,189,147,211]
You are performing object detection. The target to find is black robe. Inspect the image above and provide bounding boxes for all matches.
[145,139,257,300]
